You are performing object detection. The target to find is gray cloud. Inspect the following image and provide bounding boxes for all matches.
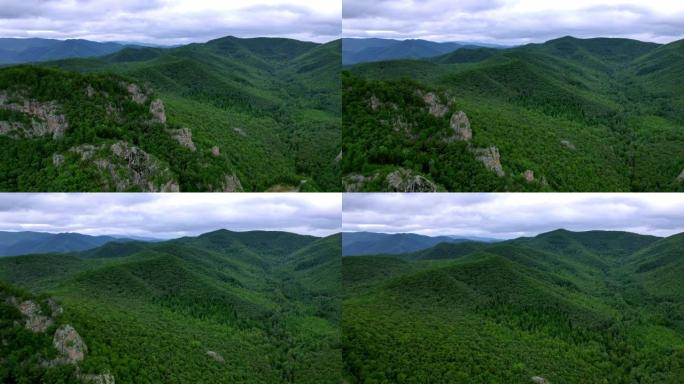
[0,0,341,44]
[343,0,684,44]
[0,193,341,239]
[343,193,684,239]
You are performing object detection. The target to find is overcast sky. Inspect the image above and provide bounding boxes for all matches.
[343,193,684,239]
[343,0,684,44]
[0,193,341,239]
[0,0,341,44]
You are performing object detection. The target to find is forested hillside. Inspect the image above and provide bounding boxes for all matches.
[343,229,684,383]
[0,230,341,383]
[0,36,341,191]
[342,36,684,192]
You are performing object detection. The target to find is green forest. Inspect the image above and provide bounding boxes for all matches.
[342,229,684,383]
[0,230,341,383]
[342,36,684,192]
[0,36,341,191]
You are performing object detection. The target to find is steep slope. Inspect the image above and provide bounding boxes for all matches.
[0,36,341,191]
[343,36,684,191]
[0,229,342,383]
[343,229,684,383]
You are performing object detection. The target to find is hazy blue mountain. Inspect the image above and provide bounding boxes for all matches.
[0,231,137,256]
[0,38,128,64]
[342,231,492,256]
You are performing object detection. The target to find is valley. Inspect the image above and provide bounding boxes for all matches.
[342,36,684,192]
[342,229,684,383]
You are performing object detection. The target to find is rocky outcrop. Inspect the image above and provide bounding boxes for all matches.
[167,128,196,151]
[531,376,547,384]
[79,372,115,384]
[449,111,471,141]
[85,84,96,98]
[53,325,87,364]
[420,91,448,118]
[0,92,68,138]
[676,169,684,182]
[560,140,576,150]
[335,150,342,163]
[211,146,220,156]
[386,168,437,192]
[206,350,225,363]
[18,300,54,332]
[233,127,246,136]
[222,174,243,192]
[52,153,64,166]
[473,146,505,177]
[70,144,100,160]
[343,173,379,192]
[524,169,535,182]
[149,99,166,124]
[125,83,148,104]
[369,95,381,111]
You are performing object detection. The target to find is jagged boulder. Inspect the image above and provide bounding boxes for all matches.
[386,168,437,192]
[524,169,535,182]
[125,83,148,104]
[167,128,196,151]
[17,300,53,332]
[450,111,472,141]
[222,174,243,192]
[419,91,448,117]
[211,146,220,156]
[79,372,115,384]
[47,298,63,317]
[0,93,68,138]
[53,325,87,364]
[473,146,505,177]
[206,350,225,363]
[149,99,166,124]
[560,140,576,150]
[52,153,64,166]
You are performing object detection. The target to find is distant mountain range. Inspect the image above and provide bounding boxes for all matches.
[0,38,137,65]
[0,230,142,256]
[342,38,508,65]
[342,231,498,256]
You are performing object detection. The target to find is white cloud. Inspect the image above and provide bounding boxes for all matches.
[0,0,341,44]
[0,193,341,238]
[343,193,684,239]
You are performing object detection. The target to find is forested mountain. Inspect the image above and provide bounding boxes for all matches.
[0,229,341,383]
[342,36,684,192]
[342,231,495,256]
[0,38,127,65]
[343,229,684,383]
[0,231,133,257]
[0,36,341,191]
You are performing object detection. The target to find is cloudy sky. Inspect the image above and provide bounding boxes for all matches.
[343,0,684,44]
[0,0,340,44]
[343,193,684,239]
[0,193,341,239]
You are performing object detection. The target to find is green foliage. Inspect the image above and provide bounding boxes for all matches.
[343,230,684,383]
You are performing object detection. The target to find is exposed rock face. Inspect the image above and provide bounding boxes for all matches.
[160,180,180,192]
[560,140,576,150]
[474,146,505,177]
[108,142,176,192]
[18,300,54,332]
[222,174,243,192]
[0,93,68,138]
[531,376,547,384]
[53,325,87,364]
[386,168,437,192]
[125,83,148,104]
[52,153,64,166]
[47,298,63,317]
[677,169,684,182]
[149,99,166,124]
[70,144,99,160]
[211,146,220,156]
[524,169,535,182]
[206,350,225,363]
[168,128,196,151]
[343,173,378,192]
[369,95,381,111]
[420,91,448,118]
[335,150,342,163]
[450,111,472,141]
[85,84,96,98]
[79,373,116,384]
